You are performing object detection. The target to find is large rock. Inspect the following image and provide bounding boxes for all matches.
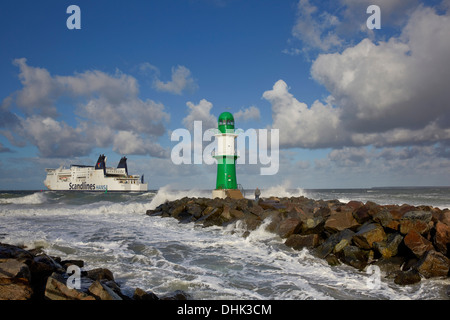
[434,221,450,255]
[160,289,192,300]
[300,216,325,235]
[352,223,387,250]
[315,229,355,259]
[414,250,449,278]
[196,207,226,227]
[31,254,64,275]
[0,259,31,282]
[404,230,434,258]
[340,246,369,270]
[0,243,34,261]
[352,205,371,224]
[44,272,95,300]
[0,278,33,300]
[439,210,450,226]
[133,287,159,300]
[221,205,244,221]
[399,211,433,235]
[373,233,404,259]
[0,259,33,300]
[285,234,320,250]
[276,218,302,238]
[371,208,393,228]
[185,203,203,219]
[88,280,122,300]
[394,270,422,285]
[324,211,360,233]
[85,268,115,282]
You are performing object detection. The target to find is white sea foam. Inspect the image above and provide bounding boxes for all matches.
[147,185,210,210]
[0,192,47,205]
[261,180,306,198]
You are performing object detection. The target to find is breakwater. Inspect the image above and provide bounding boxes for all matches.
[146,195,450,286]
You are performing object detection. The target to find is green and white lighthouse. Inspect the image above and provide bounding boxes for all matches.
[212,112,243,199]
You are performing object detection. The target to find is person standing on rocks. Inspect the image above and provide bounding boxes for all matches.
[255,188,261,201]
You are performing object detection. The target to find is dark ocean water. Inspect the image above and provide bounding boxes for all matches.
[0,186,449,300]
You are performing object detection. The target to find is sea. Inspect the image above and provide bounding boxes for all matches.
[0,186,449,300]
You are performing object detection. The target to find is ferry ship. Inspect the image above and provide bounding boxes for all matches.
[44,154,148,192]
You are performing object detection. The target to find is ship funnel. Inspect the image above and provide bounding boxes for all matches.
[117,156,129,176]
[95,154,106,175]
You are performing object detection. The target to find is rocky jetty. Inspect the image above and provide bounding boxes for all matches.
[2,195,448,300]
[0,242,190,300]
[146,195,450,286]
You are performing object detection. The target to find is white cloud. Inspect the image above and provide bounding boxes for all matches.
[153,65,198,95]
[291,0,343,53]
[112,130,168,157]
[3,59,170,158]
[312,5,450,142]
[288,0,422,56]
[234,106,261,122]
[183,99,217,131]
[269,5,450,150]
[263,79,343,149]
[328,147,371,167]
[12,58,60,117]
[12,58,140,116]
[80,96,169,136]
[19,115,92,158]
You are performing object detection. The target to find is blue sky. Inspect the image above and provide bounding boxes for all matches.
[1,0,450,190]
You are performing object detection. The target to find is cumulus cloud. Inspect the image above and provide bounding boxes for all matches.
[312,5,450,142]
[2,59,170,158]
[153,65,198,95]
[11,58,139,116]
[269,5,450,151]
[79,96,168,136]
[263,80,343,148]
[183,99,217,131]
[112,130,168,157]
[234,106,261,122]
[288,0,422,55]
[182,99,262,132]
[18,116,92,158]
[291,0,343,53]
[328,147,371,167]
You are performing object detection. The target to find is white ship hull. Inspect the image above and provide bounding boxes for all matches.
[44,155,148,192]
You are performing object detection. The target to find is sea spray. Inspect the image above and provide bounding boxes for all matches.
[259,180,306,199]
[148,185,211,210]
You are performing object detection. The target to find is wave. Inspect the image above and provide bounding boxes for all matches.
[260,180,306,198]
[147,185,211,210]
[146,182,307,210]
[0,192,47,205]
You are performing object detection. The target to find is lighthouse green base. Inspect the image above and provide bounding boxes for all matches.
[215,156,238,190]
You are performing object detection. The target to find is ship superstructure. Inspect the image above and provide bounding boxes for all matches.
[44,155,148,191]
